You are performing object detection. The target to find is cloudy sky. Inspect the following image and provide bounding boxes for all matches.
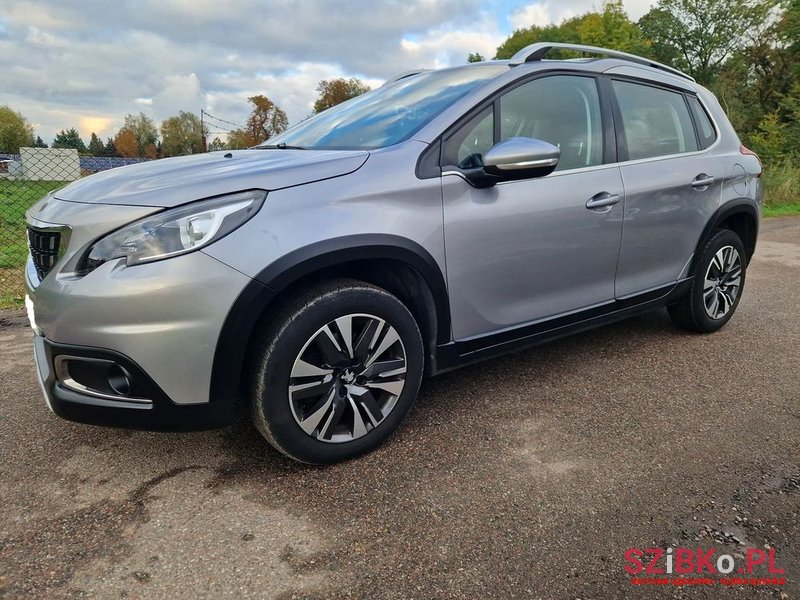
[1,0,656,144]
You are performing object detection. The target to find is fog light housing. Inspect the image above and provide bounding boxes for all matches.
[54,356,149,404]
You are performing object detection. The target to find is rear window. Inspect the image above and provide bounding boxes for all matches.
[613,80,699,160]
[687,95,717,149]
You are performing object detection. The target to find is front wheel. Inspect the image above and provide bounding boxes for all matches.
[250,279,424,464]
[668,229,747,333]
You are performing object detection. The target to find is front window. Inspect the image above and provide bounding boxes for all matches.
[443,75,604,172]
[262,65,507,150]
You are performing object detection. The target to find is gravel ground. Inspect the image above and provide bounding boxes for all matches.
[1,218,798,599]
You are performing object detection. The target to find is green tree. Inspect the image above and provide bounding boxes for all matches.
[52,128,87,152]
[639,0,776,84]
[160,111,205,156]
[0,105,35,153]
[496,1,648,59]
[226,129,252,149]
[467,52,485,63]
[32,135,48,148]
[313,78,371,113]
[118,112,158,156]
[207,136,227,151]
[750,111,788,163]
[87,132,104,155]
[102,137,118,157]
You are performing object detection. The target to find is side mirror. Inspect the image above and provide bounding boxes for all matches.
[465,137,560,188]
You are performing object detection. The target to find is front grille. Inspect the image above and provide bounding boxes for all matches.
[27,227,62,280]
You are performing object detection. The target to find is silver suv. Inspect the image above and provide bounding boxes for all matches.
[25,43,762,463]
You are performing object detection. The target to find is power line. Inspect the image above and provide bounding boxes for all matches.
[201,109,245,130]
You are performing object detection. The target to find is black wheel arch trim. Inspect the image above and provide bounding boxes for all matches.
[210,234,451,406]
[695,200,759,265]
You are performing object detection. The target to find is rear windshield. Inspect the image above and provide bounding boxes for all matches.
[261,65,507,150]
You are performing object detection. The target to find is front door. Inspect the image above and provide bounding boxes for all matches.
[442,74,625,341]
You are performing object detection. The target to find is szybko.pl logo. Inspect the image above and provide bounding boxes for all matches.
[625,547,786,587]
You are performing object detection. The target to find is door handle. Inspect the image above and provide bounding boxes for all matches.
[586,192,621,210]
[691,174,717,189]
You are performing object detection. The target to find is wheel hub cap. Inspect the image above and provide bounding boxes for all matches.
[288,313,407,444]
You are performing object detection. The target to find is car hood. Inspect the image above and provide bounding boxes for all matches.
[53,149,370,207]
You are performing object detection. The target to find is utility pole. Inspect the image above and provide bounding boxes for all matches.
[200,109,208,152]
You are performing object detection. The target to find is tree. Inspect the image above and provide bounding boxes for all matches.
[639,0,776,84]
[102,137,118,157]
[88,132,104,155]
[207,136,227,151]
[229,95,289,146]
[52,128,87,152]
[226,129,252,150]
[496,1,648,59]
[467,52,485,63]
[114,128,139,158]
[160,111,205,156]
[117,112,158,156]
[32,136,48,148]
[0,105,35,153]
[312,79,371,114]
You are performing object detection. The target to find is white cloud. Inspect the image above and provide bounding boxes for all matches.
[509,0,655,30]
[0,0,658,144]
[509,4,555,30]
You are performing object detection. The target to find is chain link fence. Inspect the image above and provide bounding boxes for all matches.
[0,149,149,307]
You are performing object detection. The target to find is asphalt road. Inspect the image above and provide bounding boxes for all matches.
[1,218,798,599]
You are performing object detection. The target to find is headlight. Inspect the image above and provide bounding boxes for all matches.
[82,190,266,273]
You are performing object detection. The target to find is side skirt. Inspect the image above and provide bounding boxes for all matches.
[433,279,691,374]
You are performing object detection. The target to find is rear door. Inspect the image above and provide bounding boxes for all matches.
[611,78,723,298]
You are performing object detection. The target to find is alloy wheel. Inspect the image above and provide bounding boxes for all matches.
[288,313,407,443]
[703,245,742,319]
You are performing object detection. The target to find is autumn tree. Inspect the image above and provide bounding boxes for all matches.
[229,95,288,146]
[88,132,104,155]
[639,0,776,84]
[52,128,87,152]
[114,128,139,158]
[313,78,371,113]
[116,112,159,157]
[160,111,205,156]
[0,105,35,153]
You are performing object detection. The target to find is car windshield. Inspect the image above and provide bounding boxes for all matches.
[260,64,507,150]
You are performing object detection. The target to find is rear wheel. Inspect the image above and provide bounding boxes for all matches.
[250,279,424,464]
[668,229,747,333]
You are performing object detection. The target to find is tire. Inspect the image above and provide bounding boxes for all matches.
[250,278,424,464]
[668,229,747,333]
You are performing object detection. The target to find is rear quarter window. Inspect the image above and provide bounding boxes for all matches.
[687,95,717,149]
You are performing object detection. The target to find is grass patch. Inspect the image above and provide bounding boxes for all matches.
[0,179,68,307]
[762,161,800,216]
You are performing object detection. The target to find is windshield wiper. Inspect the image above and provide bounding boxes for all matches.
[258,142,307,150]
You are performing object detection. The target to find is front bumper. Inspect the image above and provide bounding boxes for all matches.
[25,197,256,430]
[33,335,238,430]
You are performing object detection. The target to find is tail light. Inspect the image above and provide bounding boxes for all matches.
[740,145,762,176]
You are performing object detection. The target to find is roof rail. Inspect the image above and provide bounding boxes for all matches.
[381,69,429,87]
[508,42,695,82]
